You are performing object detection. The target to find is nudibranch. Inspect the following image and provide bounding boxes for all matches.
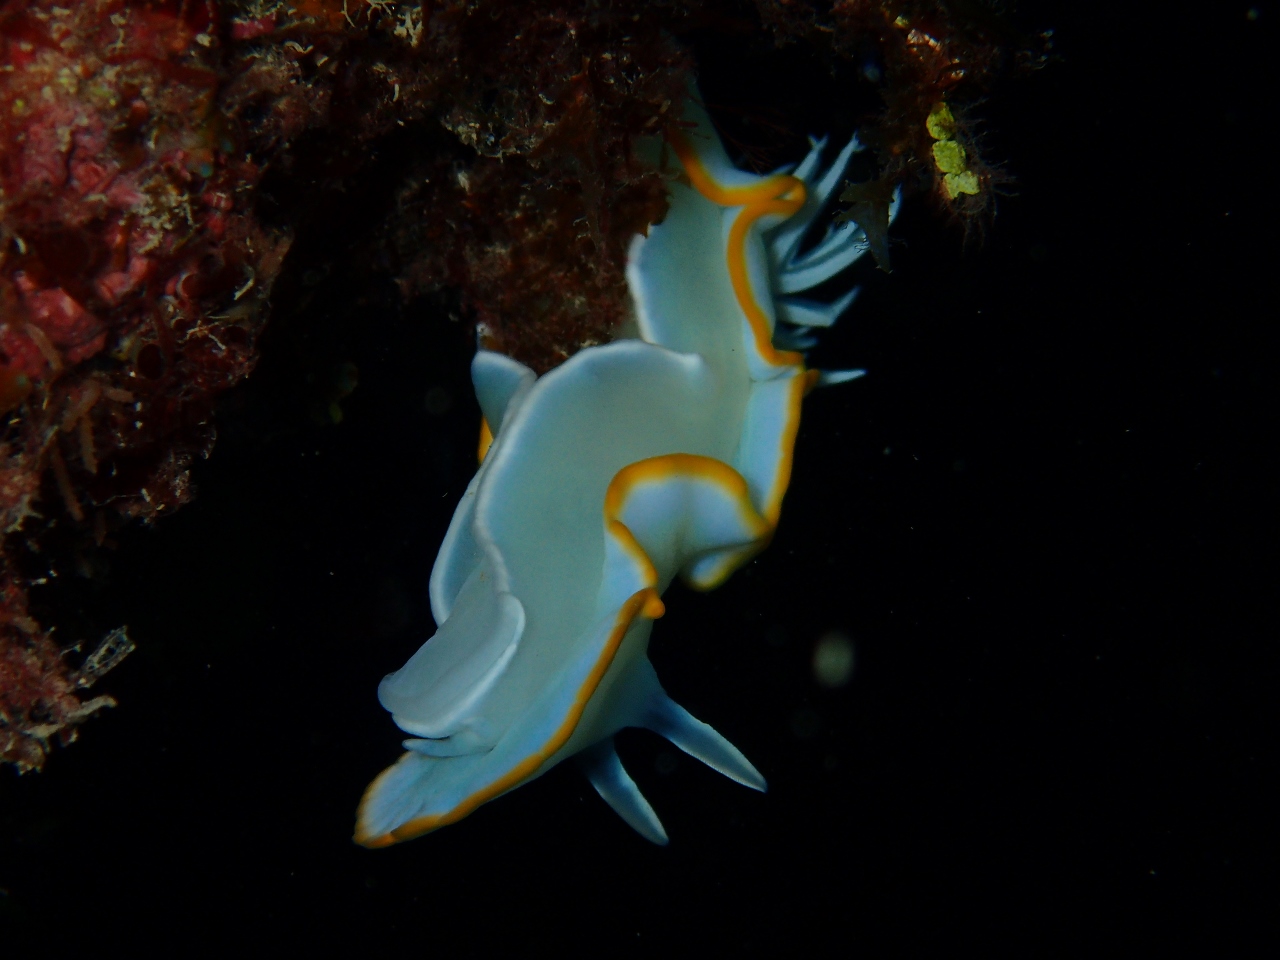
[355,89,897,847]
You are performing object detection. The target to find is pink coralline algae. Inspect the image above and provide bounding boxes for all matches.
[0,0,288,769]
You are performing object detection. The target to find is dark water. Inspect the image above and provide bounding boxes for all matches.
[2,4,1270,951]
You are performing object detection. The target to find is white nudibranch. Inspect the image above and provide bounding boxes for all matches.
[355,88,897,847]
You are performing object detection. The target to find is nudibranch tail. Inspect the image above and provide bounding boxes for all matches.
[577,658,767,846]
[578,739,668,845]
[640,677,767,792]
[357,85,890,848]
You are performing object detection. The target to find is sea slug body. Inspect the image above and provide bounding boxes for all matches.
[355,88,895,847]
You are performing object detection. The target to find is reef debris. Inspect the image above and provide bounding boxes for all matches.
[0,566,134,772]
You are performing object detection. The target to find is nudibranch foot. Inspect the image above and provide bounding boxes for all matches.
[357,84,892,847]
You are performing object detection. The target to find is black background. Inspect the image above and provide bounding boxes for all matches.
[2,2,1272,952]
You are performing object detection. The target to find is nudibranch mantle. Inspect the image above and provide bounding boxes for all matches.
[356,91,895,847]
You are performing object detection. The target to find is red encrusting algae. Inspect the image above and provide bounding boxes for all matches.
[0,0,287,768]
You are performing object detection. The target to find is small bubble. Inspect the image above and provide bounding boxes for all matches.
[654,751,679,776]
[812,631,856,688]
